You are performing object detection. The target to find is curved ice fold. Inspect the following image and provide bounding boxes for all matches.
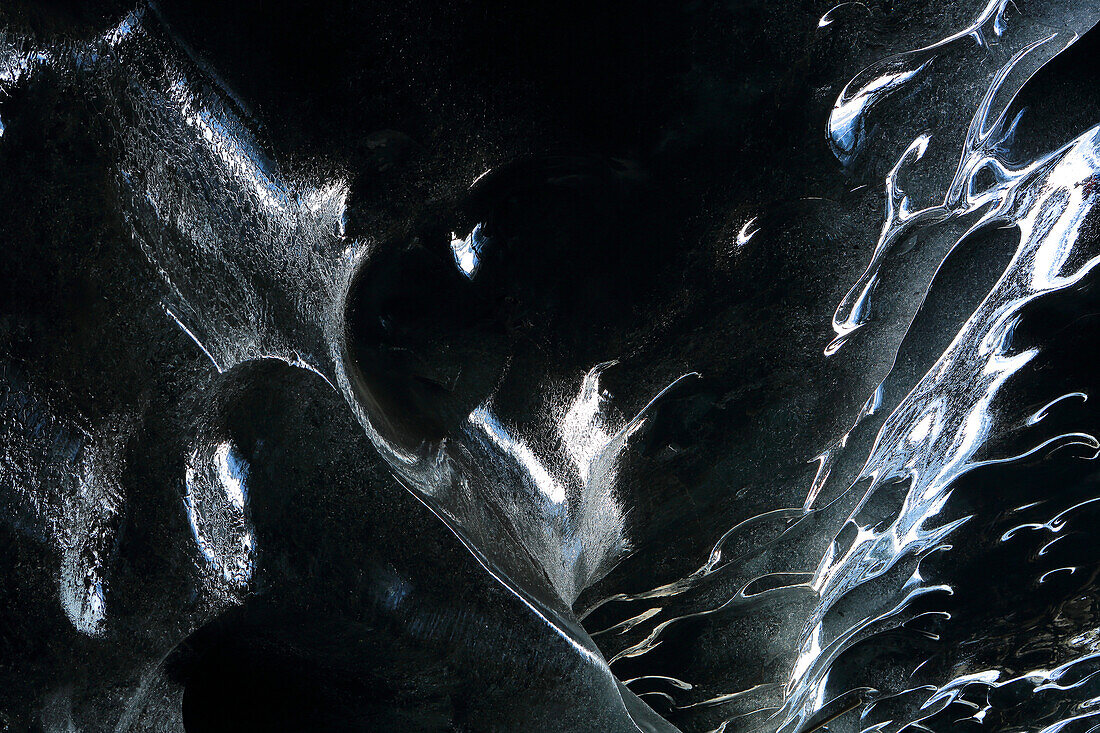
[184,440,255,591]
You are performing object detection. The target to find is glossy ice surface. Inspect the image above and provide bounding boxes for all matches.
[4,0,1100,730]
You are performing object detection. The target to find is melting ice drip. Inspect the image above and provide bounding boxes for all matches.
[826,0,1063,354]
[784,125,1100,732]
[580,5,1100,732]
[786,12,1100,733]
[825,0,1014,168]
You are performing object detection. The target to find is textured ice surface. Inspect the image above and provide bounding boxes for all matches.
[4,1,1100,731]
